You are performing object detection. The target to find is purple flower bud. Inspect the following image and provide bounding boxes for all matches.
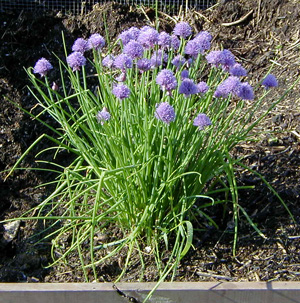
[114,54,133,70]
[229,63,247,77]
[156,69,178,93]
[33,57,53,77]
[171,55,186,69]
[193,113,212,130]
[97,107,111,125]
[87,33,105,51]
[214,76,241,98]
[67,52,86,71]
[171,35,180,50]
[181,69,189,80]
[155,102,176,124]
[151,50,168,68]
[123,40,144,59]
[102,54,115,68]
[72,38,88,53]
[262,74,278,89]
[137,58,152,72]
[236,82,254,100]
[173,22,192,39]
[206,49,236,70]
[137,27,159,49]
[179,78,198,98]
[197,81,209,94]
[112,83,130,100]
[158,31,171,48]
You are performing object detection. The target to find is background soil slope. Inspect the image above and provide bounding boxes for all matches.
[0,0,299,283]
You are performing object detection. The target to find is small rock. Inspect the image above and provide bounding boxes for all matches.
[2,220,20,243]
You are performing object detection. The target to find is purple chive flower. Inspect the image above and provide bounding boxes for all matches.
[114,54,133,70]
[181,69,189,80]
[151,50,168,68]
[229,63,247,77]
[123,40,144,59]
[112,83,130,100]
[155,102,176,124]
[206,49,236,70]
[137,27,159,48]
[179,78,199,97]
[102,54,115,68]
[173,22,192,39]
[156,69,178,93]
[72,38,88,53]
[127,27,141,40]
[171,35,180,50]
[214,76,241,98]
[33,57,53,77]
[87,33,105,51]
[137,58,152,72]
[171,55,186,69]
[197,81,209,94]
[185,38,204,57]
[193,113,212,130]
[236,82,254,100]
[67,52,86,71]
[118,29,134,45]
[97,107,111,125]
[158,31,171,48]
[194,31,212,52]
[262,74,278,89]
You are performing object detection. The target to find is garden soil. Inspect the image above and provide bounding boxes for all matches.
[0,0,299,284]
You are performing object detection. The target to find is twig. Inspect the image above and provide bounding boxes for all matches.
[194,11,212,23]
[196,271,234,281]
[221,10,254,27]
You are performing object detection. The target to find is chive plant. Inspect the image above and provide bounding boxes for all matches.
[6,21,298,300]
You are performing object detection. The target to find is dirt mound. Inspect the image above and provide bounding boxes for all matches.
[0,0,299,283]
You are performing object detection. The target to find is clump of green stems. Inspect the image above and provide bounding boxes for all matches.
[4,24,298,302]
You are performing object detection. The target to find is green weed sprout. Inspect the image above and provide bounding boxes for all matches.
[5,22,298,301]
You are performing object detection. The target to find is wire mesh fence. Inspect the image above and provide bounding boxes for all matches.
[0,0,216,15]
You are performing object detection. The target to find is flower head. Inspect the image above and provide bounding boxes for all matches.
[197,81,209,94]
[193,113,212,130]
[97,107,111,125]
[181,69,189,80]
[236,82,254,100]
[229,63,247,77]
[102,54,115,68]
[262,74,278,89]
[173,22,192,39]
[194,31,212,52]
[72,38,88,53]
[33,57,53,77]
[155,102,175,124]
[137,58,152,72]
[171,35,180,50]
[112,83,130,100]
[156,69,178,93]
[137,27,159,48]
[179,78,198,97]
[67,52,86,71]
[206,49,236,70]
[118,28,138,45]
[123,40,144,59]
[158,31,171,48]
[171,55,186,69]
[214,76,241,98]
[185,38,206,57]
[87,33,105,51]
[114,54,133,70]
